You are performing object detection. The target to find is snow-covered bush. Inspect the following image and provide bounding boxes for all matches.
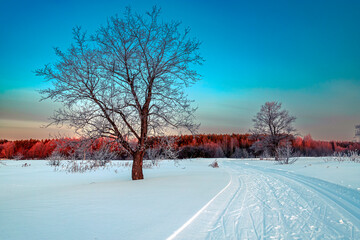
[145,137,179,168]
[231,147,249,158]
[327,150,360,163]
[47,153,64,167]
[91,145,118,161]
[60,160,112,173]
[49,138,120,161]
[276,141,298,164]
[260,148,272,160]
[46,138,120,173]
[348,150,360,162]
[47,159,61,167]
[143,161,160,169]
[145,137,178,161]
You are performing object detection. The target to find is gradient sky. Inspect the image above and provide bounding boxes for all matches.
[1,0,360,141]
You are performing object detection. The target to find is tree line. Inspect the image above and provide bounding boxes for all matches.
[1,134,359,160]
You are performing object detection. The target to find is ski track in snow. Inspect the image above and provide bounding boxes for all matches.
[171,161,360,240]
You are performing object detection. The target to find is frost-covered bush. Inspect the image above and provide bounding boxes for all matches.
[145,137,178,161]
[47,153,64,167]
[231,148,249,158]
[49,138,120,161]
[327,150,360,163]
[48,159,61,167]
[260,148,272,160]
[143,160,160,169]
[47,150,113,173]
[46,138,121,172]
[59,160,112,173]
[276,141,298,164]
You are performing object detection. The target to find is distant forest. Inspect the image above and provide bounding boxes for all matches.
[1,134,359,160]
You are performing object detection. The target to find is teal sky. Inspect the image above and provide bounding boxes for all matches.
[0,0,359,140]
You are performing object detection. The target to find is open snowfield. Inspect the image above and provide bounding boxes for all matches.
[1,158,359,240]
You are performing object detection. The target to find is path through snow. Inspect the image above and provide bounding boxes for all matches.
[171,161,360,239]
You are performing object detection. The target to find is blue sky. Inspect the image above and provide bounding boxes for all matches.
[1,0,359,140]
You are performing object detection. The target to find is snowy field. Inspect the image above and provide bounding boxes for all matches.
[0,158,359,240]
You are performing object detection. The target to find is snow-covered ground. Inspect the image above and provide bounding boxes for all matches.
[0,158,359,239]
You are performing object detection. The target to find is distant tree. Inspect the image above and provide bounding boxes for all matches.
[27,142,45,159]
[36,6,202,180]
[1,142,15,159]
[214,145,225,158]
[250,102,296,161]
[43,140,57,158]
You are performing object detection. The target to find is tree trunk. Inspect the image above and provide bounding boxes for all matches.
[132,151,144,180]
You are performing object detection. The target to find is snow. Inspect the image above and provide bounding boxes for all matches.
[0,158,359,239]
[174,159,360,239]
[232,157,360,190]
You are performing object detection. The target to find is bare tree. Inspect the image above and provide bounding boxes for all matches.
[250,102,296,160]
[355,125,360,142]
[276,140,298,164]
[36,6,203,180]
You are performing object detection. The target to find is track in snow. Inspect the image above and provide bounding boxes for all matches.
[170,161,360,240]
